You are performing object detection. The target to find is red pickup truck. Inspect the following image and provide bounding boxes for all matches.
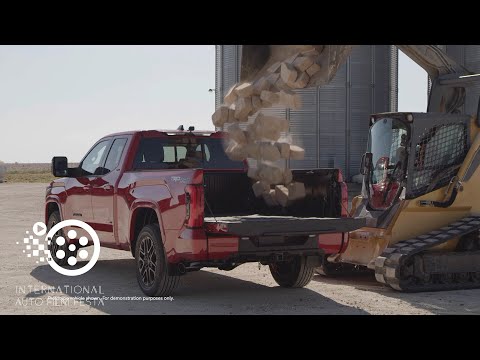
[46,127,364,296]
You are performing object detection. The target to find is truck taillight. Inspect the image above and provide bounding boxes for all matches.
[185,184,204,228]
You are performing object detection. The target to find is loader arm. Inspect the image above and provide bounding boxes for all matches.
[240,45,474,114]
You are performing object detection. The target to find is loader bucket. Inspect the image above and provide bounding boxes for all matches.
[240,45,354,87]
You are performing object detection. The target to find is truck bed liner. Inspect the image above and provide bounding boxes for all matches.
[204,215,365,236]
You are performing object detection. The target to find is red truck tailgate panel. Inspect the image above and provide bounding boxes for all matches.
[204,215,365,237]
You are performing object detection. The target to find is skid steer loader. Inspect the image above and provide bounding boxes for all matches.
[238,45,480,291]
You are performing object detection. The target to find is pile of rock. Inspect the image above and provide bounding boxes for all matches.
[211,48,322,207]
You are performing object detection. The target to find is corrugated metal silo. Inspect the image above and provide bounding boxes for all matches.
[215,45,398,179]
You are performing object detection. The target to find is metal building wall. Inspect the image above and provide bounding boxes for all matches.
[215,45,240,109]
[444,45,480,116]
[215,45,398,179]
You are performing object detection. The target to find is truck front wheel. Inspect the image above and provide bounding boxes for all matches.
[135,224,180,297]
[47,211,78,266]
[269,256,315,288]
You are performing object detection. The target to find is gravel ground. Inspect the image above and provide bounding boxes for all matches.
[1,183,479,315]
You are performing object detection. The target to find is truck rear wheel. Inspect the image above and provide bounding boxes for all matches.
[135,224,180,297]
[47,211,77,266]
[269,256,315,288]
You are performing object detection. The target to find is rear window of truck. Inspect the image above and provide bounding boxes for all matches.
[133,137,245,170]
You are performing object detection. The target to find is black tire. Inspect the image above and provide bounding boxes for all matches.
[47,211,77,266]
[135,224,180,297]
[269,256,315,288]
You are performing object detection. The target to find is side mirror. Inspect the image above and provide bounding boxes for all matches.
[52,157,69,177]
[360,152,373,175]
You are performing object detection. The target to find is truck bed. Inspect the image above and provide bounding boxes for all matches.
[204,215,365,237]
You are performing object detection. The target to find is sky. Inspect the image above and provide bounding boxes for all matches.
[0,46,427,163]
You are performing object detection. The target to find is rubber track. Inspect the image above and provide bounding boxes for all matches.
[375,216,480,292]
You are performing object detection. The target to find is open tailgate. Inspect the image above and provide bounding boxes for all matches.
[204,215,365,237]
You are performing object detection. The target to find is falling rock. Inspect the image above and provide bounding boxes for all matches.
[273,77,290,91]
[234,97,253,121]
[224,85,238,106]
[260,90,279,104]
[288,182,306,201]
[246,123,258,141]
[292,72,310,89]
[247,167,259,180]
[290,145,305,160]
[257,113,289,132]
[280,63,298,86]
[266,73,280,87]
[212,106,235,128]
[262,189,279,207]
[275,185,289,207]
[267,61,282,74]
[258,163,284,185]
[252,181,270,198]
[244,130,254,144]
[253,114,288,141]
[283,168,293,185]
[225,142,247,161]
[292,56,314,72]
[245,143,260,159]
[235,82,254,98]
[259,143,281,162]
[306,63,321,77]
[278,90,302,109]
[285,53,300,65]
[251,95,263,112]
[261,99,273,109]
[275,142,290,158]
[301,48,320,58]
[227,124,247,145]
[253,77,271,95]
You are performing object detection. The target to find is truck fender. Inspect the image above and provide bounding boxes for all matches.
[129,200,167,245]
[45,197,64,224]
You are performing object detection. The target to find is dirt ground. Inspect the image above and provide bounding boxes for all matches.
[1,183,479,315]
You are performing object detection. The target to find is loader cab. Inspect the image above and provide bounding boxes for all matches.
[360,112,470,217]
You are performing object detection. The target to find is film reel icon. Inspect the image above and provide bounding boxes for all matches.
[46,220,100,276]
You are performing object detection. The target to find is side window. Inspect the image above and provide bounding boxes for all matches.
[81,140,110,176]
[203,144,211,161]
[177,146,187,160]
[163,146,176,162]
[103,138,128,174]
[134,138,168,169]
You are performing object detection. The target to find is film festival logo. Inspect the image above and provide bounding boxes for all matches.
[17,219,101,276]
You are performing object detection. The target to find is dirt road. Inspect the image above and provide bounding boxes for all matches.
[1,183,479,315]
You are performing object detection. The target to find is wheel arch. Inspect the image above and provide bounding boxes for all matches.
[129,201,165,257]
[45,200,63,224]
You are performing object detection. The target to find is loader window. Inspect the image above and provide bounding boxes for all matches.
[366,118,409,210]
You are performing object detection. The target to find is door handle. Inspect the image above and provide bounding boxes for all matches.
[83,185,91,191]
[101,184,113,190]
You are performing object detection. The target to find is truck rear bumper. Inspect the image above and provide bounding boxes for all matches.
[234,235,323,264]
[204,215,365,237]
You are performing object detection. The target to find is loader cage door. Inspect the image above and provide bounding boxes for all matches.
[406,116,469,199]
